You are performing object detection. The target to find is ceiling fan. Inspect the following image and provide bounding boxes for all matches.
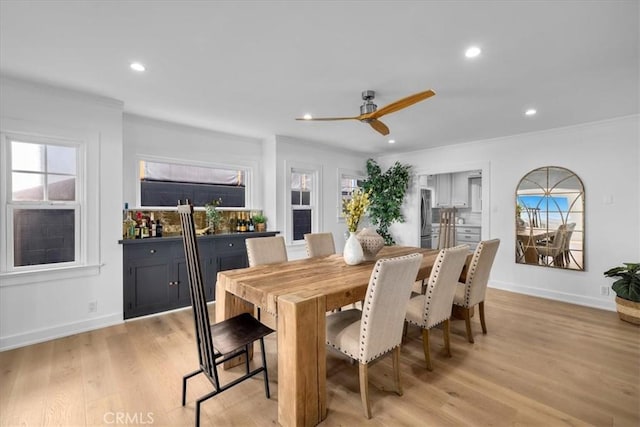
[296,89,435,136]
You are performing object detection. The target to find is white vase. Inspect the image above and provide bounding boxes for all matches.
[343,231,364,265]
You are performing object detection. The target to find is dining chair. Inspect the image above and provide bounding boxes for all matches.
[177,202,274,427]
[562,223,576,266]
[245,236,288,324]
[438,208,456,249]
[535,224,569,267]
[303,232,336,257]
[325,253,422,419]
[524,207,542,228]
[405,245,469,370]
[246,235,288,267]
[452,238,500,343]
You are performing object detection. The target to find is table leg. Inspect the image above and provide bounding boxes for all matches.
[277,292,327,427]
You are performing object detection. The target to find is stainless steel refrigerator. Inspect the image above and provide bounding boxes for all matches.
[420,189,432,248]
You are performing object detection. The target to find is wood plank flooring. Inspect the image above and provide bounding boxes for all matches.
[1,288,638,426]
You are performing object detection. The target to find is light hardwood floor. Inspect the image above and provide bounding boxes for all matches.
[1,288,639,426]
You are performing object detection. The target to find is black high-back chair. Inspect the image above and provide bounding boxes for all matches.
[178,201,273,427]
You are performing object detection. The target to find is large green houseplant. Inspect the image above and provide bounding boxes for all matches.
[604,262,640,324]
[362,158,412,245]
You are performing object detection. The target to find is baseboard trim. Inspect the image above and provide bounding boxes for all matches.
[0,313,123,352]
[490,281,616,312]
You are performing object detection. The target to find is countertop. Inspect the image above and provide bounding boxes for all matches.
[118,230,279,245]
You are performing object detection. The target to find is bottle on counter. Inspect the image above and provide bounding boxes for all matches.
[236,213,241,232]
[155,219,163,237]
[248,217,255,232]
[124,210,136,239]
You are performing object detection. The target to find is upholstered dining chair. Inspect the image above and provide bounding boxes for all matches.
[325,253,422,419]
[246,236,288,267]
[303,232,336,257]
[245,236,288,323]
[535,223,571,267]
[452,238,500,343]
[177,202,274,427]
[405,245,469,370]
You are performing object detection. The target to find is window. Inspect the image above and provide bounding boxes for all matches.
[138,160,247,207]
[5,138,81,270]
[338,169,365,219]
[288,165,320,243]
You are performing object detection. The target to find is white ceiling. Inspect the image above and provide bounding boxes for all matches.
[1,1,638,154]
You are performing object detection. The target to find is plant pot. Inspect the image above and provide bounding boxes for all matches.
[615,296,640,325]
[255,223,266,232]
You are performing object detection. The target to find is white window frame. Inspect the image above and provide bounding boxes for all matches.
[0,123,99,286]
[337,168,366,221]
[285,161,321,245]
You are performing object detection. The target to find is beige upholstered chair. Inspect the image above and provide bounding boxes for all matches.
[453,238,500,343]
[535,224,570,267]
[246,236,288,267]
[303,232,336,257]
[562,223,576,266]
[405,245,469,370]
[325,253,423,419]
[245,236,288,324]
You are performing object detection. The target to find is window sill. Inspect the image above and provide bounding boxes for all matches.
[0,264,102,287]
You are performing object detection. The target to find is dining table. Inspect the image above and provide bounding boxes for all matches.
[516,227,553,263]
[215,245,442,427]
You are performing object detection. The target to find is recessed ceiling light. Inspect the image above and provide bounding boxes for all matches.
[465,46,481,58]
[388,139,396,144]
[525,108,537,116]
[130,62,146,72]
[303,113,312,120]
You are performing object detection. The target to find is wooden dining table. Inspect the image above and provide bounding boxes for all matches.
[215,245,441,427]
[516,227,553,263]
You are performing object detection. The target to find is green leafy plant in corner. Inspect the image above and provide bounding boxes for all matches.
[604,263,640,302]
[362,158,412,245]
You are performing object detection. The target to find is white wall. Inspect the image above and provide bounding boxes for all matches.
[377,115,640,311]
[123,114,264,208]
[272,135,373,260]
[0,76,124,350]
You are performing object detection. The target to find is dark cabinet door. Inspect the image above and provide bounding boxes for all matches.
[173,254,213,306]
[124,256,172,319]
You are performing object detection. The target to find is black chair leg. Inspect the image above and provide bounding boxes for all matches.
[260,337,270,398]
[244,344,251,375]
[182,369,202,406]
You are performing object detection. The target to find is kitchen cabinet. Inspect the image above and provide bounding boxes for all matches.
[121,232,277,319]
[456,225,481,251]
[435,172,469,208]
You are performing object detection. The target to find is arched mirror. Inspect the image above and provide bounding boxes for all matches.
[515,166,584,271]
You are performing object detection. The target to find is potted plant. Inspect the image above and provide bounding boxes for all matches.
[205,198,223,233]
[604,262,640,324]
[252,214,267,232]
[362,158,411,245]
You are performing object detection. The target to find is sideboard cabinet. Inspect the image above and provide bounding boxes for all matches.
[121,232,278,319]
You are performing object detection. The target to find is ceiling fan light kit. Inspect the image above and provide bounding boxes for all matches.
[296,89,436,136]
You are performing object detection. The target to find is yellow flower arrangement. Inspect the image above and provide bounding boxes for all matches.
[342,188,371,233]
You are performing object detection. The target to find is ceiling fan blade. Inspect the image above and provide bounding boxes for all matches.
[368,119,390,136]
[295,116,359,121]
[368,89,436,119]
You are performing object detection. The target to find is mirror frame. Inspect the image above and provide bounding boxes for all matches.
[515,166,585,271]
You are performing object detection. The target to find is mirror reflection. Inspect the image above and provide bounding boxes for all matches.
[515,166,584,271]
